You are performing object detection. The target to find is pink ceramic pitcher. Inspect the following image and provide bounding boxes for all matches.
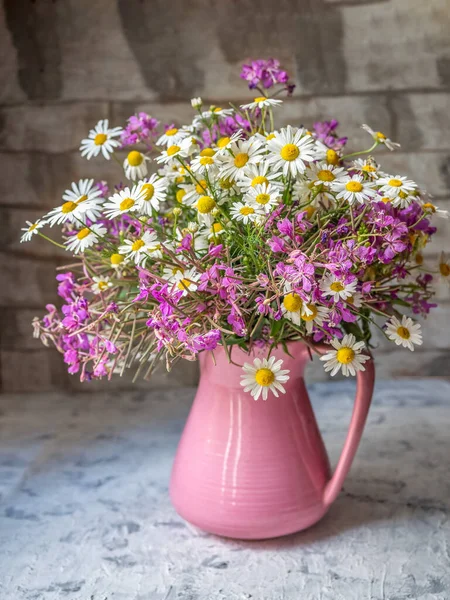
[170,341,375,539]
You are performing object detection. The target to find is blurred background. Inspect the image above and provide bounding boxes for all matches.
[0,0,449,393]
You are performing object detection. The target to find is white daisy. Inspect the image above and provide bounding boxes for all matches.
[79,119,122,160]
[300,302,330,334]
[162,264,185,283]
[118,230,160,266]
[377,175,417,200]
[202,106,234,119]
[320,334,370,377]
[136,175,167,214]
[281,292,304,325]
[332,174,377,205]
[245,183,280,213]
[438,252,450,285]
[361,124,401,151]
[240,356,290,401]
[309,163,346,188]
[385,315,423,351]
[320,274,358,302]
[103,186,146,219]
[214,131,243,153]
[156,127,189,147]
[351,158,380,179]
[123,151,151,181]
[92,275,114,294]
[110,253,126,269]
[173,268,200,297]
[155,144,187,165]
[241,96,283,110]
[45,179,103,226]
[236,161,283,191]
[267,126,322,177]
[65,223,107,254]
[20,219,45,243]
[191,97,202,109]
[345,293,363,308]
[421,201,449,219]
[179,178,210,206]
[208,222,227,239]
[217,137,265,181]
[230,202,263,224]
[190,148,219,175]
[195,195,217,225]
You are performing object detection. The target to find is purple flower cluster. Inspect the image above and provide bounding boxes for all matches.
[313,120,348,150]
[120,112,159,147]
[240,58,291,90]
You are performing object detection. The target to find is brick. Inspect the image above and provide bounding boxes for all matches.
[341,0,450,92]
[0,349,69,393]
[0,103,109,152]
[392,93,450,151]
[0,309,42,351]
[0,5,26,104]
[0,255,61,308]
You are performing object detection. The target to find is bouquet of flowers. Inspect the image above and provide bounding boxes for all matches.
[24,59,448,400]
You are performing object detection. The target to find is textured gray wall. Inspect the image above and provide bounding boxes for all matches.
[0,0,449,392]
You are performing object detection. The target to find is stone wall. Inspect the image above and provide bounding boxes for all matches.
[1,0,449,392]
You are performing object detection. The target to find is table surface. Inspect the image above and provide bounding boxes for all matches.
[1,380,450,600]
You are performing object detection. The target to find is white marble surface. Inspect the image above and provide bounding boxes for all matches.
[1,380,450,600]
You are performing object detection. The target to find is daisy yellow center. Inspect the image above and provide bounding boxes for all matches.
[415,253,424,265]
[422,202,436,212]
[346,181,363,193]
[283,293,302,312]
[142,183,155,200]
[127,151,143,166]
[336,347,355,364]
[167,145,180,156]
[217,137,230,148]
[200,156,214,166]
[266,133,276,140]
[255,193,270,205]
[200,148,215,157]
[196,180,208,194]
[439,263,450,277]
[131,239,145,252]
[77,194,88,204]
[219,178,234,190]
[362,164,376,173]
[326,149,339,165]
[301,304,318,321]
[29,223,38,231]
[211,223,223,233]
[120,197,135,211]
[388,178,403,187]
[240,206,255,216]
[98,281,109,291]
[177,278,192,290]
[280,144,299,161]
[346,295,355,305]
[165,128,178,136]
[251,175,269,187]
[213,107,223,113]
[176,176,185,184]
[381,197,391,203]
[305,206,316,219]
[176,189,186,203]
[110,253,124,265]
[399,191,408,199]
[396,326,411,340]
[197,195,216,214]
[234,153,249,168]
[254,368,275,387]
[61,201,78,213]
[254,96,267,103]
[171,266,183,275]
[376,132,386,140]
[76,228,90,240]
[94,133,107,145]
[317,169,335,182]
[330,281,345,292]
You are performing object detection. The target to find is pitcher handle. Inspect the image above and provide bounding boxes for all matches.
[311,343,375,508]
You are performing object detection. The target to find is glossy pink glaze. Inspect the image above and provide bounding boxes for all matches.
[170,342,375,539]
